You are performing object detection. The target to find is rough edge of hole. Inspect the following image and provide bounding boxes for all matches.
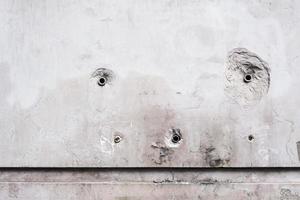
[114,135,122,143]
[171,133,181,144]
[98,77,107,87]
[248,135,254,142]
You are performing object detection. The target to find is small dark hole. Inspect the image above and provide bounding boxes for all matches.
[244,74,252,83]
[114,136,121,143]
[172,134,181,143]
[98,77,107,86]
[248,135,254,142]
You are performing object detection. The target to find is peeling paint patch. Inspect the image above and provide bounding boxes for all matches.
[225,48,270,106]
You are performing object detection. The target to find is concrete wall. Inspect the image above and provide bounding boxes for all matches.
[1,0,300,198]
[1,169,300,199]
[1,0,300,168]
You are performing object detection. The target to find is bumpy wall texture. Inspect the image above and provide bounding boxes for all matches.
[225,48,270,106]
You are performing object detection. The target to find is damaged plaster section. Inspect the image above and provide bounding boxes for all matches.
[164,128,183,148]
[91,68,115,87]
[151,142,175,165]
[225,48,270,106]
[150,128,183,165]
[204,146,231,167]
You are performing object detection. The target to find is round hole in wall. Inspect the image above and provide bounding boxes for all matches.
[98,77,107,86]
[171,133,181,144]
[244,74,252,83]
[114,136,121,143]
[248,135,254,142]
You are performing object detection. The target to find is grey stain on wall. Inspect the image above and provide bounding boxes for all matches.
[151,142,175,165]
[204,146,231,167]
[225,48,270,106]
[280,188,300,200]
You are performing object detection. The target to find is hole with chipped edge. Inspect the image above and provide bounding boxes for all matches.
[98,77,107,86]
[248,135,254,142]
[171,133,181,144]
[114,135,122,143]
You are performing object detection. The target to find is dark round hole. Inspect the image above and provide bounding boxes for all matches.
[114,136,121,143]
[172,134,181,144]
[248,135,254,142]
[98,77,107,86]
[244,74,252,83]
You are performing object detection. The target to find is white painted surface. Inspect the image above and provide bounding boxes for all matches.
[0,0,300,167]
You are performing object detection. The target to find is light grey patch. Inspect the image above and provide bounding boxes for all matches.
[116,197,142,200]
[80,53,92,60]
[0,62,11,98]
[84,7,97,17]
[280,188,300,200]
[225,48,270,106]
[151,142,175,165]
[91,68,115,87]
[8,183,19,198]
[100,17,113,22]
[297,141,300,161]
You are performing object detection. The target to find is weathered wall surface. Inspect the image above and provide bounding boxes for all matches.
[0,0,300,167]
[1,169,300,199]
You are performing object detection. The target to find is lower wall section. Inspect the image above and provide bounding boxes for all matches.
[0,168,300,200]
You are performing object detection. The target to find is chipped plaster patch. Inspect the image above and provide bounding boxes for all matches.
[225,48,270,106]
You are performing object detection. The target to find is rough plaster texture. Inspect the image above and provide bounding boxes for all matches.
[1,169,300,199]
[0,0,300,167]
[225,48,270,106]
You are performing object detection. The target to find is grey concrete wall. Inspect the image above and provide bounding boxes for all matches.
[1,169,300,199]
[1,1,300,199]
[0,0,300,167]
